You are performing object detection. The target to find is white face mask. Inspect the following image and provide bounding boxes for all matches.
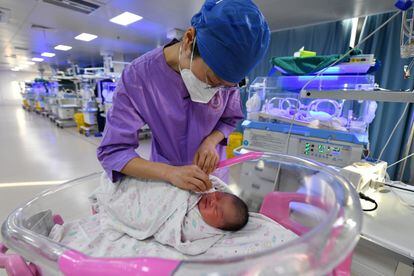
[178,39,218,104]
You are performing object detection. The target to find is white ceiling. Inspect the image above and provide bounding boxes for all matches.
[0,0,396,72]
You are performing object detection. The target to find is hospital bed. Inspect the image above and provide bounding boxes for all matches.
[0,153,362,275]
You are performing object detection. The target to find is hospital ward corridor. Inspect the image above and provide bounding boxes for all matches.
[0,104,151,228]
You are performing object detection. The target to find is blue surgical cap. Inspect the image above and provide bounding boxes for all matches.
[191,0,270,83]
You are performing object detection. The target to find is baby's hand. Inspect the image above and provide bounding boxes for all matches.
[166,165,213,192]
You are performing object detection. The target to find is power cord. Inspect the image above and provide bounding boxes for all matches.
[359,192,378,212]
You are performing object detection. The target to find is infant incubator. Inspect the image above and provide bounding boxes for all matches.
[1,153,362,275]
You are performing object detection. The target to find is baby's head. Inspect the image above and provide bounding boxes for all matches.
[197,191,248,231]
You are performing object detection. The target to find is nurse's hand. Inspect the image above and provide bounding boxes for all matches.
[166,165,212,192]
[193,138,220,175]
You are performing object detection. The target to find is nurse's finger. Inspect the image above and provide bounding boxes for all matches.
[210,155,219,174]
[197,152,208,170]
[202,154,213,174]
[192,168,211,191]
[188,178,206,192]
[192,175,208,191]
[206,179,213,190]
[209,155,218,175]
[205,155,215,175]
[193,152,200,165]
[193,166,209,181]
[184,177,202,192]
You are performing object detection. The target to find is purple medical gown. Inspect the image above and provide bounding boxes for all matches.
[97,45,244,182]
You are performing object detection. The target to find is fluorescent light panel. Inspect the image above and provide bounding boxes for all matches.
[41,52,55,57]
[32,57,44,62]
[110,12,142,26]
[11,67,20,71]
[75,33,97,42]
[54,45,72,51]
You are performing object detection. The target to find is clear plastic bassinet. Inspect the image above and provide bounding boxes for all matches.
[1,153,362,276]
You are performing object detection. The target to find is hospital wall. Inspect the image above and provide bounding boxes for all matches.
[0,70,38,106]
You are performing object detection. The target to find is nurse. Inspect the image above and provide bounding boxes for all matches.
[97,0,270,192]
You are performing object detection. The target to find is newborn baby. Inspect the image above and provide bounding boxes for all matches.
[197,191,248,231]
[95,174,249,255]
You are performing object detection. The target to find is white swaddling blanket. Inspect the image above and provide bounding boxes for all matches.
[92,174,230,255]
[50,212,297,260]
[50,174,298,259]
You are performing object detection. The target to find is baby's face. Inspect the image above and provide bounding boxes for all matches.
[197,191,236,229]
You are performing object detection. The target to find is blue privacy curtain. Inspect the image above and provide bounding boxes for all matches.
[248,20,353,81]
[359,12,414,181]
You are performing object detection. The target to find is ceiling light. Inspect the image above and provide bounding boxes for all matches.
[41,52,55,57]
[54,45,72,51]
[32,57,44,62]
[11,67,20,71]
[110,12,142,26]
[25,61,35,65]
[75,33,97,42]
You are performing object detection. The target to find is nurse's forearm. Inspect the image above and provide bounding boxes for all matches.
[205,130,225,146]
[121,157,172,182]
